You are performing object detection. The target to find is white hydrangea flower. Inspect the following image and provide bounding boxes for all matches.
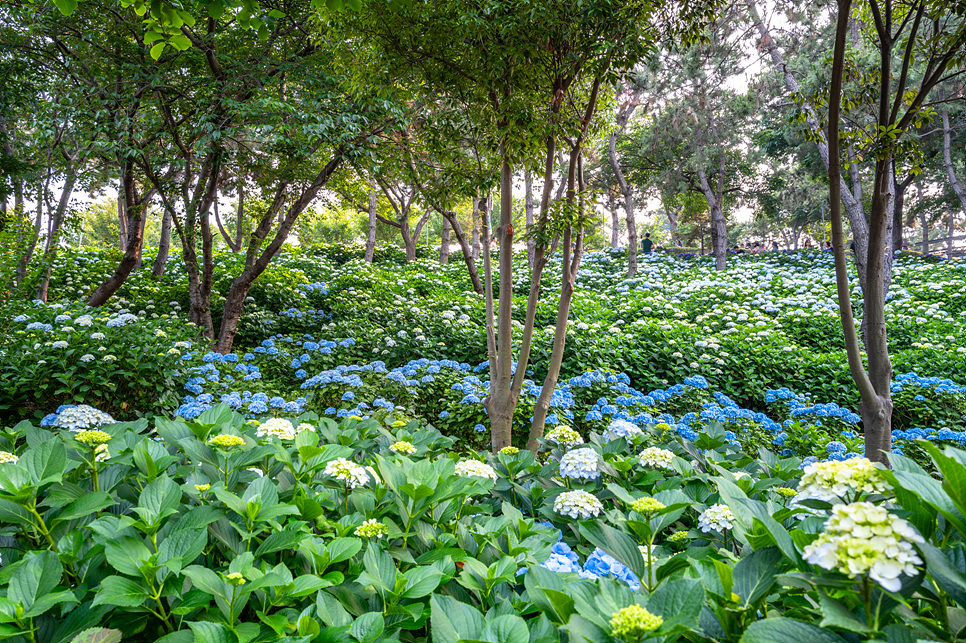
[256,418,296,440]
[455,459,497,482]
[296,423,315,433]
[323,457,370,488]
[603,419,643,442]
[795,458,891,504]
[0,451,18,464]
[698,504,736,533]
[554,490,604,520]
[558,447,600,481]
[803,502,923,592]
[639,447,674,470]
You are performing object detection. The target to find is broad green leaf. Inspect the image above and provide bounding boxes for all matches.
[70,629,123,643]
[8,551,63,611]
[92,576,149,607]
[818,592,872,633]
[402,566,443,598]
[58,492,115,521]
[481,615,528,643]
[103,537,151,577]
[740,618,846,643]
[134,475,181,527]
[21,440,67,487]
[430,594,484,643]
[733,547,783,608]
[254,529,305,557]
[350,611,384,643]
[578,522,646,583]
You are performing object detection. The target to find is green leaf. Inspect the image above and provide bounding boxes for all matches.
[58,492,115,521]
[70,629,123,643]
[103,537,151,576]
[188,621,235,643]
[25,590,78,618]
[481,615,528,643]
[21,439,67,487]
[254,529,305,557]
[430,594,484,643]
[158,528,207,572]
[51,0,78,15]
[402,566,443,598]
[150,42,166,60]
[350,612,384,643]
[733,547,783,608]
[326,537,362,564]
[9,551,63,611]
[647,578,705,631]
[317,590,353,628]
[740,618,846,643]
[818,592,872,633]
[134,474,181,526]
[92,576,149,607]
[578,522,646,583]
[183,566,228,599]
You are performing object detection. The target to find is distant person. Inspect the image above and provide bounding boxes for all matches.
[849,240,855,254]
[752,242,762,255]
[732,245,744,254]
[825,241,832,252]
[804,239,812,248]
[641,233,653,254]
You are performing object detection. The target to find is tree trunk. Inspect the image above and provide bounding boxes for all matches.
[524,170,535,268]
[948,207,954,257]
[234,183,246,251]
[696,160,728,271]
[942,111,966,216]
[608,188,619,248]
[364,184,377,263]
[609,130,637,276]
[667,206,681,245]
[440,209,483,294]
[920,204,929,255]
[213,194,240,252]
[35,170,77,301]
[117,192,128,252]
[151,208,173,278]
[471,197,480,261]
[439,214,450,264]
[87,167,149,306]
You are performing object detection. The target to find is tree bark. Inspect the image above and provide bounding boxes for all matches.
[364,184,377,263]
[234,183,246,251]
[440,209,483,294]
[608,106,638,276]
[439,214,450,264]
[87,165,152,306]
[696,158,728,271]
[608,187,619,248]
[35,169,77,301]
[524,170,535,268]
[151,208,173,278]
[471,197,480,261]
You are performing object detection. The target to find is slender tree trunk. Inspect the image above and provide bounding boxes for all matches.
[35,170,77,301]
[942,111,966,216]
[133,201,149,270]
[151,208,173,278]
[213,194,240,252]
[471,197,480,261]
[609,130,637,276]
[920,205,929,255]
[608,188,619,248]
[364,184,377,263]
[828,0,891,465]
[440,209,483,294]
[234,183,245,251]
[524,170,535,268]
[440,215,450,264]
[697,160,728,271]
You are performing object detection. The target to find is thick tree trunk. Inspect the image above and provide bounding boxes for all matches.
[117,193,128,252]
[440,215,450,264]
[942,111,966,216]
[151,208,173,278]
[666,206,680,245]
[364,185,377,263]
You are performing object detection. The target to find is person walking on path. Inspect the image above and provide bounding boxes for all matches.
[641,233,653,255]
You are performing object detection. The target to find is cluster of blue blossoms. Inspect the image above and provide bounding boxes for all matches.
[539,538,641,590]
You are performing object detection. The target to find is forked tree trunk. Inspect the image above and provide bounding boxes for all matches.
[35,169,77,301]
[215,156,343,353]
[364,185,377,263]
